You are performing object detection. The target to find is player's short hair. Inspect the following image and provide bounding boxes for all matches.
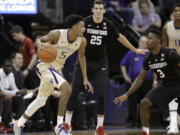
[149,29,161,40]
[65,14,83,29]
[10,25,24,34]
[92,0,106,8]
[174,3,180,9]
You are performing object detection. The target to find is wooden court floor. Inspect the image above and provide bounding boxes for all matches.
[4,128,179,135]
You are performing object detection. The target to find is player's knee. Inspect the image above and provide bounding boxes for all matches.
[60,82,72,96]
[140,98,150,109]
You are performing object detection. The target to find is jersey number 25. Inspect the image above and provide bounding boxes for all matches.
[90,35,102,45]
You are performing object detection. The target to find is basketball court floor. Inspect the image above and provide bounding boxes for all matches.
[5,128,177,135]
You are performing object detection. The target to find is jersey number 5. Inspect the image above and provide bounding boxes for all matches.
[59,51,67,59]
[90,35,102,45]
[157,69,165,78]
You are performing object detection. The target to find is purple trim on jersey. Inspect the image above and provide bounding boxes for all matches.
[173,22,180,29]
[49,68,64,84]
[67,30,75,44]
[36,67,41,76]
[36,60,41,65]
[49,69,58,84]
[36,60,42,76]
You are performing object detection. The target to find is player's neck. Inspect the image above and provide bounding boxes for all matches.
[151,45,161,55]
[68,30,77,42]
[93,15,103,23]
[174,20,180,28]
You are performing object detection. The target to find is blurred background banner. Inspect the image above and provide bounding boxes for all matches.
[0,0,38,14]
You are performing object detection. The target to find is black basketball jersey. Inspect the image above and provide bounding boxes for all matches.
[143,47,180,85]
[84,15,119,61]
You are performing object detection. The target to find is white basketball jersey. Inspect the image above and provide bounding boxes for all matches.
[37,29,82,72]
[167,21,180,54]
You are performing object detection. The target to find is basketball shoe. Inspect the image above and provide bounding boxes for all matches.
[95,126,107,135]
[13,120,24,135]
[54,123,72,135]
[167,125,179,134]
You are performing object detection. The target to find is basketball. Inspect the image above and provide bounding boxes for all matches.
[37,44,57,63]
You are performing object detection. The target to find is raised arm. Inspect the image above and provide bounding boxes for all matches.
[78,37,93,93]
[117,34,148,54]
[35,30,60,48]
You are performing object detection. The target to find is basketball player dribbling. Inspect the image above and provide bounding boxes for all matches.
[162,3,180,134]
[13,14,93,135]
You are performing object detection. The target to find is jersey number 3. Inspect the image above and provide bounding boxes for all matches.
[90,35,102,45]
[157,69,165,78]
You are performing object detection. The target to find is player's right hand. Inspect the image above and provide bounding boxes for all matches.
[38,42,51,49]
[83,80,93,93]
[113,93,128,105]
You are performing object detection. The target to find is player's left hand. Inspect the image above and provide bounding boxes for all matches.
[135,48,149,54]
[113,93,128,105]
[83,80,93,93]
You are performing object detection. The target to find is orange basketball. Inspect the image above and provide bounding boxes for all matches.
[38,44,57,63]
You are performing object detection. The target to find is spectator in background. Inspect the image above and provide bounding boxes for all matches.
[120,36,154,127]
[104,0,134,24]
[0,59,27,127]
[11,52,25,90]
[133,0,161,34]
[10,25,37,77]
[132,0,155,16]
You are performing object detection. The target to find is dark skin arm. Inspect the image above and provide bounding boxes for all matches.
[162,24,169,47]
[35,30,60,49]
[114,69,148,105]
[78,37,93,93]
[117,34,148,54]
